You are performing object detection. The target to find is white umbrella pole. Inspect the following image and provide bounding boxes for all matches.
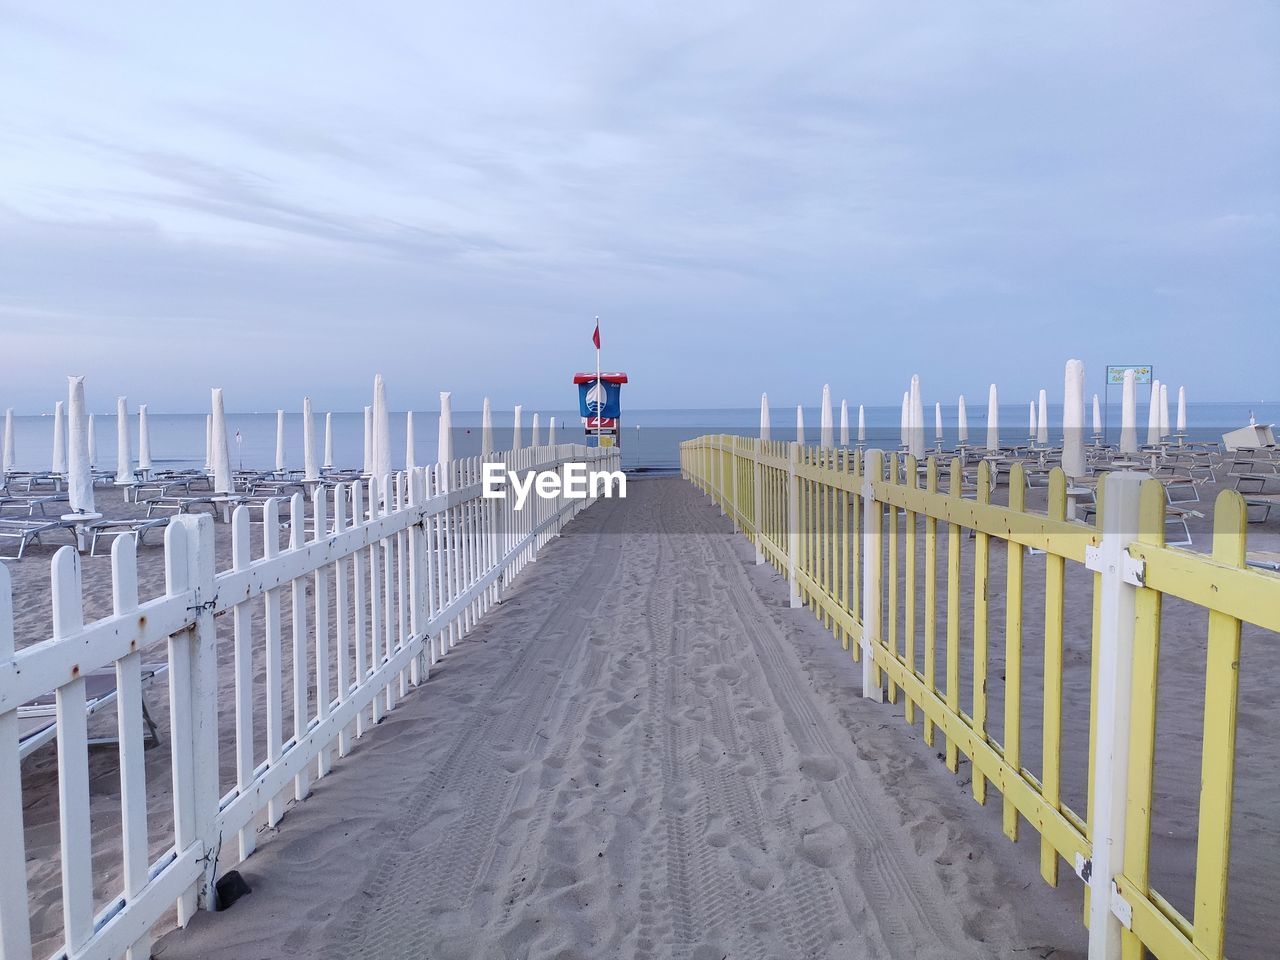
[1159,383,1170,439]
[908,375,924,459]
[1028,401,1037,442]
[1036,389,1048,446]
[437,392,454,467]
[115,396,132,485]
[1092,393,1103,443]
[52,400,66,475]
[820,385,833,448]
[957,395,968,445]
[512,405,523,450]
[87,413,97,469]
[362,405,373,475]
[372,375,391,486]
[211,388,233,494]
[531,413,541,448]
[900,392,909,447]
[2,408,14,475]
[1120,370,1138,455]
[1176,387,1187,441]
[66,376,97,519]
[204,413,212,473]
[137,404,152,477]
[986,384,1000,451]
[548,416,557,446]
[323,411,334,470]
[934,401,943,449]
[1062,360,1086,481]
[759,393,771,442]
[1146,379,1162,446]
[404,410,416,472]
[481,397,494,455]
[795,405,805,444]
[839,399,849,447]
[303,397,318,481]
[275,409,286,474]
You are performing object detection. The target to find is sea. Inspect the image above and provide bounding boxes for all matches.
[4,403,1276,475]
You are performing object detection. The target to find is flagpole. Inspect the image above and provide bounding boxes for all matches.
[595,316,602,447]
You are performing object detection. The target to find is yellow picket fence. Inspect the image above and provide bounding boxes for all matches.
[680,434,1278,960]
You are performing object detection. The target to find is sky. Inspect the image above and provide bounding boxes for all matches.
[0,2,1276,414]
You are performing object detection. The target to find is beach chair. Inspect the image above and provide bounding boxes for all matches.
[143,493,220,518]
[0,517,75,560]
[88,516,171,557]
[1246,551,1280,573]
[18,664,165,761]
[1242,494,1280,524]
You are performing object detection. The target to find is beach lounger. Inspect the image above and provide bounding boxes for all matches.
[18,664,165,761]
[1242,494,1280,524]
[88,516,171,557]
[1246,551,1280,572]
[143,493,220,518]
[1079,500,1201,547]
[0,517,75,560]
[0,492,71,517]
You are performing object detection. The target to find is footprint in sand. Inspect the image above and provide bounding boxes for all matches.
[798,755,842,782]
[714,664,743,681]
[798,821,851,869]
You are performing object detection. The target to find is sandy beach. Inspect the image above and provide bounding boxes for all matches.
[9,468,1278,959]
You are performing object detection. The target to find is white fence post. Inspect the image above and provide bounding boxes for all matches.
[753,439,765,565]
[0,565,33,960]
[166,514,220,915]
[787,441,802,608]
[861,449,884,702]
[1085,472,1144,960]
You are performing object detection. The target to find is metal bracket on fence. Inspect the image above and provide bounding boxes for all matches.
[1110,882,1133,930]
[1083,545,1145,587]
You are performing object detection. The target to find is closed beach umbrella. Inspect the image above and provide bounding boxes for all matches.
[362,405,373,475]
[512,404,523,450]
[437,392,453,466]
[3,408,15,475]
[323,412,334,470]
[87,413,97,468]
[1028,401,1036,440]
[986,384,1000,451]
[115,396,132,484]
[204,414,212,473]
[372,375,391,483]
[531,413,541,447]
[404,410,416,472]
[909,375,925,458]
[275,409,286,473]
[1146,379,1161,446]
[137,404,152,474]
[1036,389,1048,446]
[548,416,557,446]
[857,404,866,444]
[67,377,95,515]
[900,392,909,447]
[1062,359,1086,479]
[1093,394,1102,438]
[957,395,968,444]
[52,400,66,475]
[820,385,834,448]
[1177,387,1187,435]
[839,399,849,447]
[796,405,805,444]
[1159,383,1170,438]
[481,397,494,455]
[211,388,233,494]
[303,397,319,480]
[759,393,771,442]
[934,401,943,444]
[1120,369,1139,455]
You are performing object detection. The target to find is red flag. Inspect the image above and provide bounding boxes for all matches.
[592,320,600,350]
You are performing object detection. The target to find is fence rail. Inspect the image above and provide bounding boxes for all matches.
[0,443,619,960]
[681,434,1275,960]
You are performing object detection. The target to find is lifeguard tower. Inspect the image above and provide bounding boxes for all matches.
[574,372,628,447]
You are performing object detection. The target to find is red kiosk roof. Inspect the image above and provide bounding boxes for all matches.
[572,372,629,384]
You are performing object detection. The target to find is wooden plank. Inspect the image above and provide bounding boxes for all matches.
[1003,464,1026,840]
[1041,469,1067,886]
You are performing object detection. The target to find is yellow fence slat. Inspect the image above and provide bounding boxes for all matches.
[924,458,939,746]
[904,455,919,725]
[1003,463,1026,840]
[945,459,962,772]
[1041,468,1068,887]
[973,460,992,805]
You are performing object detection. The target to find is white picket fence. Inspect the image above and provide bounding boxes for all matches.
[0,443,621,960]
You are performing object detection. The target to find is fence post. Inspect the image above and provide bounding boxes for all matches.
[730,440,739,530]
[166,514,220,915]
[0,566,33,960]
[787,441,802,608]
[860,449,884,702]
[753,439,765,565]
[1084,471,1144,960]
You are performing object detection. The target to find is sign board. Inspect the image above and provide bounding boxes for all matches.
[584,417,617,430]
[1106,364,1153,385]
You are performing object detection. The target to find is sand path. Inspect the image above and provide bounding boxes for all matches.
[151,477,1084,959]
